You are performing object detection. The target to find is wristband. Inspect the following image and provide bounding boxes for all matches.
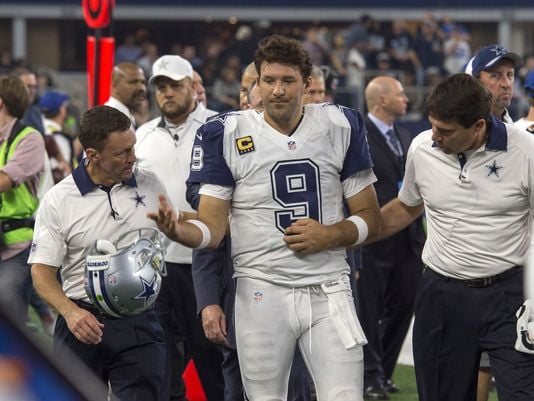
[188,219,211,249]
[346,215,368,246]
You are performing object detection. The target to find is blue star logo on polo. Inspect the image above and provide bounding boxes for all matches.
[486,160,502,177]
[490,45,506,57]
[133,276,157,306]
[131,191,146,207]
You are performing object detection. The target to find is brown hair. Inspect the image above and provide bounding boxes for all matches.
[254,35,312,81]
[0,75,30,119]
[79,105,131,151]
[425,73,492,128]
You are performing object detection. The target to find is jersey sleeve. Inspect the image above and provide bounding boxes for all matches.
[338,106,374,181]
[188,118,235,187]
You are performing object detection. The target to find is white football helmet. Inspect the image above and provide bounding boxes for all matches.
[84,228,166,318]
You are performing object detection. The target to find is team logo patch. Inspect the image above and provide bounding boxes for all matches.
[131,191,147,207]
[485,159,502,177]
[30,242,37,253]
[253,291,263,302]
[236,136,255,155]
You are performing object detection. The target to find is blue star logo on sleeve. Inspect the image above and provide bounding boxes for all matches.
[133,276,157,306]
[485,160,502,177]
[131,191,146,207]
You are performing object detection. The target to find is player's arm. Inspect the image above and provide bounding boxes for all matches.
[362,197,424,246]
[148,193,229,249]
[31,263,104,345]
[284,184,381,254]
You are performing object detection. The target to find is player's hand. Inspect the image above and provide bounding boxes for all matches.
[147,194,180,241]
[63,305,104,345]
[284,218,333,254]
[201,304,228,346]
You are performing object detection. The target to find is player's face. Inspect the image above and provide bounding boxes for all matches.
[94,130,137,185]
[383,80,408,117]
[154,76,195,121]
[429,115,485,154]
[192,71,207,107]
[303,76,326,104]
[259,62,309,127]
[116,67,147,111]
[478,59,515,117]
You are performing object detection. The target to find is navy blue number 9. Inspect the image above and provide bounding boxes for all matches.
[270,159,322,233]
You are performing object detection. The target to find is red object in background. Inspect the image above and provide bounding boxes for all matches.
[86,35,114,106]
[183,360,207,401]
[82,0,115,29]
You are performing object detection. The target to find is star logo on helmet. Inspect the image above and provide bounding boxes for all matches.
[485,159,502,177]
[131,191,146,207]
[133,276,157,306]
[490,45,507,57]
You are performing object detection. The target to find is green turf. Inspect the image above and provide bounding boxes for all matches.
[391,365,498,401]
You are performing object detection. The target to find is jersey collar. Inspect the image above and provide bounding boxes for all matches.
[484,115,507,151]
[73,159,138,195]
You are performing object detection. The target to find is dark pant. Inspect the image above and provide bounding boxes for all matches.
[0,247,32,326]
[156,262,224,401]
[54,307,165,401]
[414,267,534,401]
[358,239,422,386]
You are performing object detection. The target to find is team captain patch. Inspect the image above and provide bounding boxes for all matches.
[236,136,255,155]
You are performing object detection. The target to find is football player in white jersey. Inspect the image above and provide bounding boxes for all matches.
[149,35,381,401]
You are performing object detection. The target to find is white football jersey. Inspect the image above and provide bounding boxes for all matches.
[190,104,374,286]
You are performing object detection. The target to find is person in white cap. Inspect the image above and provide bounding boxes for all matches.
[134,55,223,401]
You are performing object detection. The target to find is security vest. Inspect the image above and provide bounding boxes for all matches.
[0,120,39,245]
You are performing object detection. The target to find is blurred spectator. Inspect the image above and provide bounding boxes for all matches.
[35,68,55,94]
[514,69,534,133]
[0,48,15,74]
[0,75,45,326]
[224,25,257,70]
[443,26,472,75]
[413,19,443,85]
[137,42,159,80]
[182,45,203,70]
[345,14,373,48]
[212,66,240,111]
[302,28,330,66]
[11,67,45,134]
[376,52,393,72]
[346,40,367,109]
[303,65,326,105]
[239,62,258,110]
[40,90,80,172]
[366,20,387,69]
[115,32,143,64]
[192,70,208,108]
[388,20,420,86]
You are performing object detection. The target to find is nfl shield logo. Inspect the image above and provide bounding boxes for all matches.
[287,141,296,150]
[254,291,263,302]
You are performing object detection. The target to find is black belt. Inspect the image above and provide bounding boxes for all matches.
[71,299,120,320]
[0,218,34,233]
[425,266,522,288]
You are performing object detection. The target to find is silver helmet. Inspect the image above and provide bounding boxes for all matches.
[84,228,166,318]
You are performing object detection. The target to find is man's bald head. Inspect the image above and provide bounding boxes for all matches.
[110,62,147,110]
[365,76,408,122]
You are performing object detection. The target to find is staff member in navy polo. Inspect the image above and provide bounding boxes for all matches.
[364,74,534,401]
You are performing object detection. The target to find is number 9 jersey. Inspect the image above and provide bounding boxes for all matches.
[188,104,376,286]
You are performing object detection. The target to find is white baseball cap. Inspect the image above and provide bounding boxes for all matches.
[149,55,193,84]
